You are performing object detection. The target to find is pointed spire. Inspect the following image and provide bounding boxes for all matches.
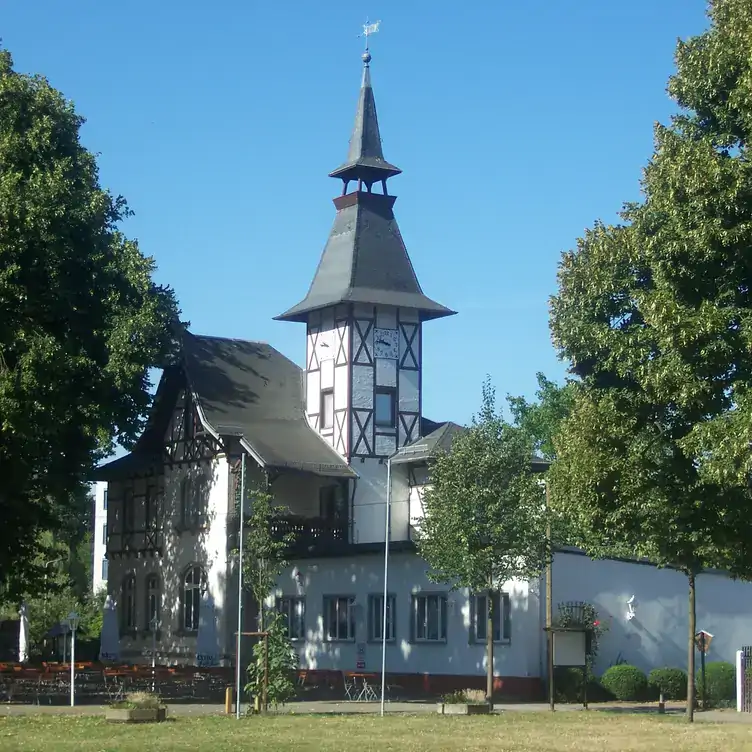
[329,50,401,188]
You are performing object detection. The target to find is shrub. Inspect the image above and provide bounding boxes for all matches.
[442,689,486,705]
[648,668,687,701]
[600,664,648,701]
[553,667,611,703]
[697,661,735,708]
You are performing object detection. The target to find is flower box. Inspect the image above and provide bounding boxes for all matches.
[437,702,491,715]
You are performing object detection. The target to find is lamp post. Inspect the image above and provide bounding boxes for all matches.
[235,453,247,720]
[150,615,160,692]
[67,611,79,707]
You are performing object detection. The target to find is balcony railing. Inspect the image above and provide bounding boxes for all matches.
[227,514,349,556]
[108,529,164,558]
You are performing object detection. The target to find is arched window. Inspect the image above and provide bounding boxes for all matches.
[182,565,205,632]
[121,574,136,631]
[145,574,161,630]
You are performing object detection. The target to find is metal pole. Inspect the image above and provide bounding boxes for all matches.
[235,453,246,719]
[151,619,157,693]
[545,482,554,711]
[380,456,392,717]
[70,629,75,707]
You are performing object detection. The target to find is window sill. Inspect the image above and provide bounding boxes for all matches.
[323,638,356,643]
[367,638,396,644]
[411,639,448,645]
[471,639,512,646]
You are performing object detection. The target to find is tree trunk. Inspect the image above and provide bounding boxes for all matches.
[686,572,696,723]
[487,588,494,707]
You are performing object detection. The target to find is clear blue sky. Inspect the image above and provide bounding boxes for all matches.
[3,0,709,426]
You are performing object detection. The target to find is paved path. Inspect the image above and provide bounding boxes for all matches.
[1,700,749,723]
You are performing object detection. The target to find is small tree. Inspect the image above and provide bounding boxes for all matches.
[234,462,296,710]
[417,379,548,703]
[245,611,299,710]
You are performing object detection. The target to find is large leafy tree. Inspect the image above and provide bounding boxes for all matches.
[417,380,548,704]
[507,373,577,461]
[549,0,752,721]
[0,49,179,599]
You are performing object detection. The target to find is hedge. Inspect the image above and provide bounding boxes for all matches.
[697,661,735,708]
[600,664,648,701]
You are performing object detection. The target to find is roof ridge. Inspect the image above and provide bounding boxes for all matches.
[189,332,271,347]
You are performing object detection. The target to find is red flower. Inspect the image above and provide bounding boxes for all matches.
[593,620,600,627]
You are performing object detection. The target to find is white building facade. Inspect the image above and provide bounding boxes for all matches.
[92,481,109,594]
[94,49,752,698]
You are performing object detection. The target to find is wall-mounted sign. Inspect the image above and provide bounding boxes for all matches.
[356,660,365,670]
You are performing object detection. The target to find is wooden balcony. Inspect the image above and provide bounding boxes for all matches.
[227,515,349,557]
[108,529,164,559]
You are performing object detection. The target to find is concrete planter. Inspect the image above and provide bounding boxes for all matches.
[106,706,168,723]
[437,703,491,715]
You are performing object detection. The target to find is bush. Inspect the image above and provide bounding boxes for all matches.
[648,667,687,701]
[697,661,735,708]
[600,664,648,701]
[553,667,612,703]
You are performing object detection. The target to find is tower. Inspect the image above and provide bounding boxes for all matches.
[276,49,455,463]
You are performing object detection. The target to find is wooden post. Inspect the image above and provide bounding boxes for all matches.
[545,483,554,711]
[225,686,233,715]
[263,633,269,713]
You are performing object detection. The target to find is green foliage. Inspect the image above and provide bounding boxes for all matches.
[245,611,298,710]
[441,689,486,705]
[0,48,180,599]
[553,667,611,704]
[648,667,688,701]
[548,1,752,719]
[553,602,608,671]
[417,378,548,595]
[697,661,736,708]
[235,473,293,630]
[507,373,577,461]
[600,665,648,701]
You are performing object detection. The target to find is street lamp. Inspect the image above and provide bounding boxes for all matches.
[150,615,160,692]
[67,611,79,707]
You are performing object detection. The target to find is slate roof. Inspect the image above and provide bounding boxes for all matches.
[275,191,456,322]
[95,332,355,480]
[391,420,550,474]
[328,59,401,186]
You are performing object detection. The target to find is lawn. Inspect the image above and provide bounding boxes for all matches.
[2,713,752,752]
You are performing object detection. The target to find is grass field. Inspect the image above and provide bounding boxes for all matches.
[1,713,752,752]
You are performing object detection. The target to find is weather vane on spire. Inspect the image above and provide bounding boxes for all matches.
[359,19,381,53]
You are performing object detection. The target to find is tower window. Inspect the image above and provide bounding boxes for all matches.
[375,388,396,427]
[321,389,334,429]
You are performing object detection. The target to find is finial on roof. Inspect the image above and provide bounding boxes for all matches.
[329,19,400,189]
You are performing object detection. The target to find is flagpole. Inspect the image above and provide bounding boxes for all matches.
[235,453,246,719]
[380,455,391,717]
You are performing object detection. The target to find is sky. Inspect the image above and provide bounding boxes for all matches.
[2,0,711,427]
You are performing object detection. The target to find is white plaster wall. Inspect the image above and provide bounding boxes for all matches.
[552,551,752,675]
[106,457,232,665]
[352,459,387,544]
[409,483,430,533]
[351,364,373,408]
[92,481,108,593]
[276,552,538,679]
[398,370,419,412]
[376,305,397,330]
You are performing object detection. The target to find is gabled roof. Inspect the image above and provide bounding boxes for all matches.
[391,420,550,474]
[95,332,355,480]
[275,191,456,322]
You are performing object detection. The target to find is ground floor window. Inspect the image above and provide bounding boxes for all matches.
[471,591,511,643]
[368,593,395,642]
[276,596,305,640]
[411,593,447,642]
[323,595,355,641]
[182,565,205,632]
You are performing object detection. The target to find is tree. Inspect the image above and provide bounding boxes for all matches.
[0,48,179,599]
[417,379,548,704]
[235,466,296,710]
[549,0,752,721]
[507,373,577,461]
